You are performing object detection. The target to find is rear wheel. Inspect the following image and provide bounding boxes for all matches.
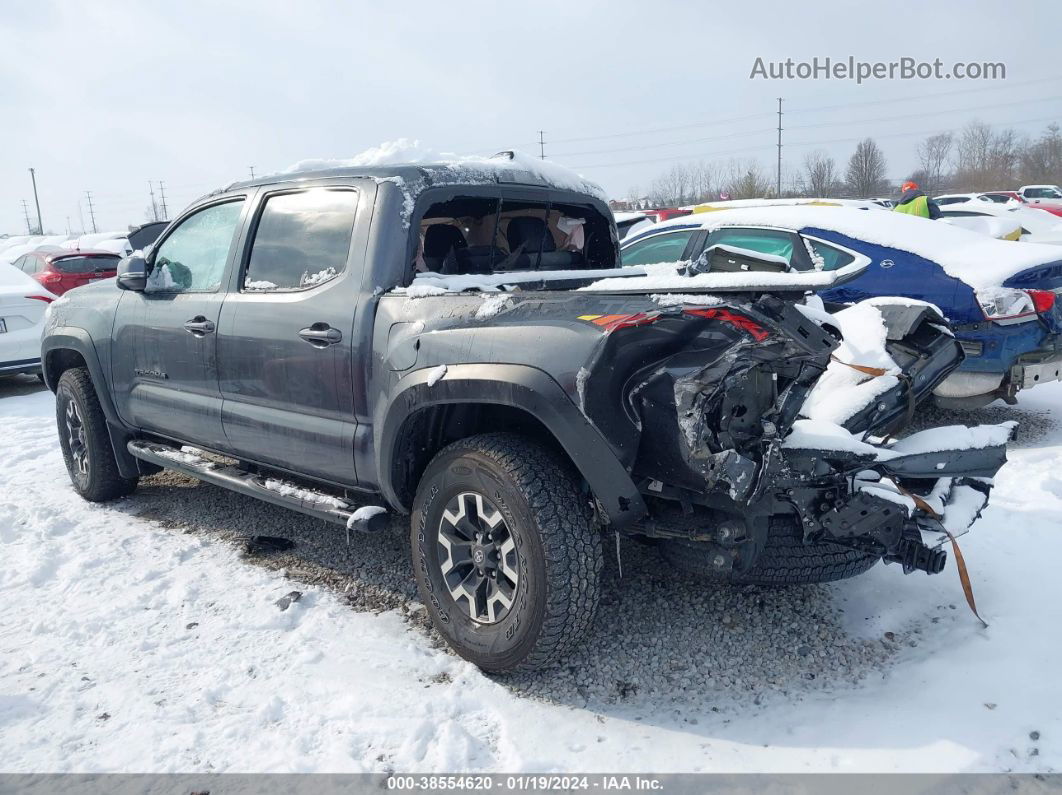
[660,515,878,585]
[411,433,602,672]
[56,368,138,502]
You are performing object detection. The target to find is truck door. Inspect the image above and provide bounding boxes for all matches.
[216,185,366,486]
[111,197,249,450]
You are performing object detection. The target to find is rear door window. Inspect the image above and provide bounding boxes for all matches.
[703,227,800,269]
[242,189,358,291]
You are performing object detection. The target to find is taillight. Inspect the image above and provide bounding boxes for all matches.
[37,271,62,285]
[1029,289,1056,313]
[26,295,54,303]
[976,287,1047,324]
[684,307,769,341]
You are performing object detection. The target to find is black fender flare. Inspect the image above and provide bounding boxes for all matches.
[41,328,141,479]
[377,363,647,529]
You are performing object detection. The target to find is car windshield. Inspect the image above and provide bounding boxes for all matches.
[52,255,120,274]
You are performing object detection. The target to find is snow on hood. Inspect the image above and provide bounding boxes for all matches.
[286,139,607,202]
[681,205,1062,289]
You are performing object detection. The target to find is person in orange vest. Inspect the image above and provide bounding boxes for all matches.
[893,180,941,219]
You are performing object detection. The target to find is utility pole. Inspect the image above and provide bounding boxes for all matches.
[21,200,32,234]
[157,181,169,220]
[776,98,783,198]
[85,191,98,233]
[28,168,43,234]
[66,216,72,235]
[148,181,159,222]
[249,166,256,179]
[537,131,546,160]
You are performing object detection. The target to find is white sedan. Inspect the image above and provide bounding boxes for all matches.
[0,262,56,378]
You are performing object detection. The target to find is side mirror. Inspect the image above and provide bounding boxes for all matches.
[689,244,790,275]
[116,255,147,292]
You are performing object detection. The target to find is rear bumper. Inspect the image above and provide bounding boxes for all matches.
[943,326,1062,401]
[1012,349,1062,390]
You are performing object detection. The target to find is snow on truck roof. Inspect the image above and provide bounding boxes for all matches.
[227,140,607,202]
[648,205,1062,288]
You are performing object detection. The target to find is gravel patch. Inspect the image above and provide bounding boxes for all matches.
[130,470,903,717]
[904,401,1056,447]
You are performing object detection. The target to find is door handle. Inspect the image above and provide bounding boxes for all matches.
[183,317,216,336]
[298,323,342,348]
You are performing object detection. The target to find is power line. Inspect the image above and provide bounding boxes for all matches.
[85,191,98,233]
[539,72,1062,157]
[548,110,775,147]
[787,73,1062,116]
[569,111,1062,170]
[157,181,169,220]
[20,200,32,234]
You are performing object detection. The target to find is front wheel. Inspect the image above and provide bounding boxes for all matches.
[56,368,138,502]
[411,433,602,672]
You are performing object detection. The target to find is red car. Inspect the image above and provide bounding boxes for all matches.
[982,191,1062,218]
[9,249,121,296]
[642,207,693,223]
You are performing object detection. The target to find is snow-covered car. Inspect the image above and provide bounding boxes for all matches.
[1017,184,1062,208]
[691,197,884,213]
[613,211,655,240]
[0,262,55,378]
[620,205,1062,408]
[933,193,993,206]
[935,199,1062,244]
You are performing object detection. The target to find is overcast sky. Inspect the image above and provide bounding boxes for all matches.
[3,0,1061,234]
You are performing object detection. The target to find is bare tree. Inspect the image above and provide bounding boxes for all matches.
[916,132,953,195]
[953,121,1023,190]
[1020,124,1062,185]
[722,159,772,199]
[802,150,838,197]
[844,138,889,198]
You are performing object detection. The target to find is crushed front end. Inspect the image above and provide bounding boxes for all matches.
[579,292,1014,580]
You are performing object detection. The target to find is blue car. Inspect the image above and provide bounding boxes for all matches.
[619,205,1062,407]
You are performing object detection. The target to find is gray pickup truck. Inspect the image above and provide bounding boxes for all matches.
[42,155,1013,672]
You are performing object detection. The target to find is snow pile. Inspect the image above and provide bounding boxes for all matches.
[686,205,1062,289]
[300,267,337,288]
[800,302,901,426]
[286,139,606,202]
[888,422,1017,456]
[939,215,1021,241]
[474,293,514,319]
[244,279,278,291]
[261,478,347,508]
[346,505,387,531]
[425,364,447,387]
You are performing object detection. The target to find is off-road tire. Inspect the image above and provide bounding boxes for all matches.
[56,368,138,502]
[411,433,603,672]
[661,515,878,585]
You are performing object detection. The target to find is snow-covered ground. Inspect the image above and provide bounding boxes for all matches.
[0,376,1059,773]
